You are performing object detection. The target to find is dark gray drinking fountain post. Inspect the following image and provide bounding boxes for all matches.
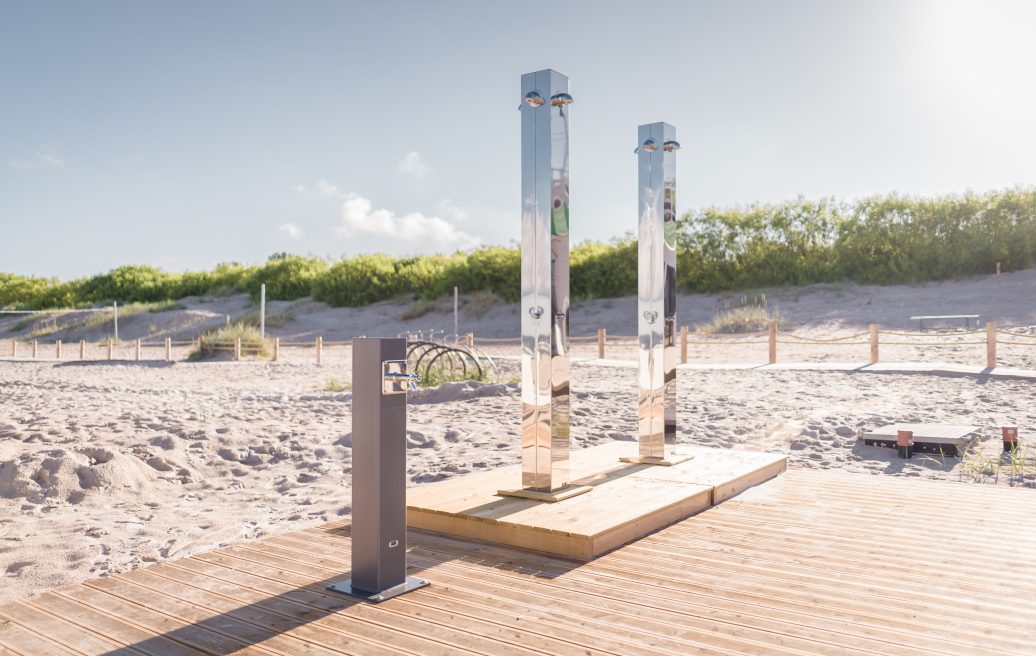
[327,337,428,602]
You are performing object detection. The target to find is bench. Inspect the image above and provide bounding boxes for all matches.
[909,314,980,331]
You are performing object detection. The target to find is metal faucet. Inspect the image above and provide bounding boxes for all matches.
[382,360,419,394]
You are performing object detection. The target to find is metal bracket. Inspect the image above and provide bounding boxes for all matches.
[327,576,430,603]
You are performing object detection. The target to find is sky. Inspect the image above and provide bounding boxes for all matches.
[2,0,1035,279]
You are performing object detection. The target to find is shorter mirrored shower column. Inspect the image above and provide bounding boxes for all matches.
[498,69,589,502]
[622,122,689,466]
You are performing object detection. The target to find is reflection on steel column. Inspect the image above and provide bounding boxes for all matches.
[500,69,587,501]
[624,123,686,466]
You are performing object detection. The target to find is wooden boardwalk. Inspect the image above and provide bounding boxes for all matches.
[1,468,1034,655]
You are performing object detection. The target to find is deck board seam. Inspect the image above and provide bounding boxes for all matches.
[199,546,576,656]
[78,580,300,656]
[139,564,431,656]
[263,532,984,656]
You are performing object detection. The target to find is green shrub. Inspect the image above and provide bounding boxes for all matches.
[190,323,269,360]
[700,294,783,334]
[311,254,401,306]
[248,254,328,301]
[400,298,437,320]
[323,378,350,392]
[2,188,1034,310]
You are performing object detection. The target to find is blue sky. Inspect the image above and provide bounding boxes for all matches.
[2,0,1034,279]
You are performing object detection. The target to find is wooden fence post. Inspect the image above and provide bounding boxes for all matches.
[10,340,15,358]
[32,340,38,359]
[273,337,279,362]
[598,328,606,359]
[768,321,777,365]
[135,338,141,361]
[869,324,879,364]
[80,340,85,360]
[107,338,113,360]
[235,337,242,361]
[466,332,474,349]
[987,321,997,369]
[165,337,171,361]
[680,325,688,364]
[316,335,322,365]
[56,340,61,359]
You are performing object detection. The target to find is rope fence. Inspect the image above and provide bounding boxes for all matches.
[470,320,1033,370]
[3,321,1035,368]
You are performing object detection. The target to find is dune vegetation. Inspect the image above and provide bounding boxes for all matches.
[2,187,1034,311]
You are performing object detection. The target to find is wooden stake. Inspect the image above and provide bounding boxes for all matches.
[597,328,606,359]
[986,321,997,369]
[273,337,280,362]
[466,332,474,349]
[56,340,61,359]
[680,325,688,364]
[869,324,879,364]
[768,321,777,365]
[235,337,242,361]
[10,340,15,357]
[107,338,113,360]
[135,338,141,361]
[32,340,37,359]
[165,337,171,361]
[316,335,322,365]
[80,340,85,360]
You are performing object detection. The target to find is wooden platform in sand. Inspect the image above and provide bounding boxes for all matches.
[2,468,1035,655]
[407,441,787,559]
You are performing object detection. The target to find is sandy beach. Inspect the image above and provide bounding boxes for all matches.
[2,269,1035,606]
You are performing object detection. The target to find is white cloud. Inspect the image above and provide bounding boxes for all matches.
[277,222,303,240]
[9,152,65,171]
[336,194,480,250]
[397,151,429,177]
[435,198,468,223]
[293,178,344,198]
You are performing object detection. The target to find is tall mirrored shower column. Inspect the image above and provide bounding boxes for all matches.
[500,69,587,501]
[624,122,686,466]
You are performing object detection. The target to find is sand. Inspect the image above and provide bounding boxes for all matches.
[1,269,1035,605]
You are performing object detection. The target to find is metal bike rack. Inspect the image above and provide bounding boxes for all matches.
[327,337,429,602]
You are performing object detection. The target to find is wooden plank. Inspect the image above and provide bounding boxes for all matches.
[268,530,956,656]
[188,547,638,654]
[117,568,404,656]
[400,531,1034,654]
[56,584,268,655]
[346,530,1027,654]
[201,544,598,656]
[256,533,808,656]
[24,593,204,656]
[0,619,81,656]
[0,601,129,655]
[163,558,481,656]
[86,576,349,656]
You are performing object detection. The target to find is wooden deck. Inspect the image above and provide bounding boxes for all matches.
[408,442,787,559]
[1,468,1035,655]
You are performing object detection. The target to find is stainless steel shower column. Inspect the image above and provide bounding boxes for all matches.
[623,123,687,466]
[499,69,588,502]
[327,337,428,602]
